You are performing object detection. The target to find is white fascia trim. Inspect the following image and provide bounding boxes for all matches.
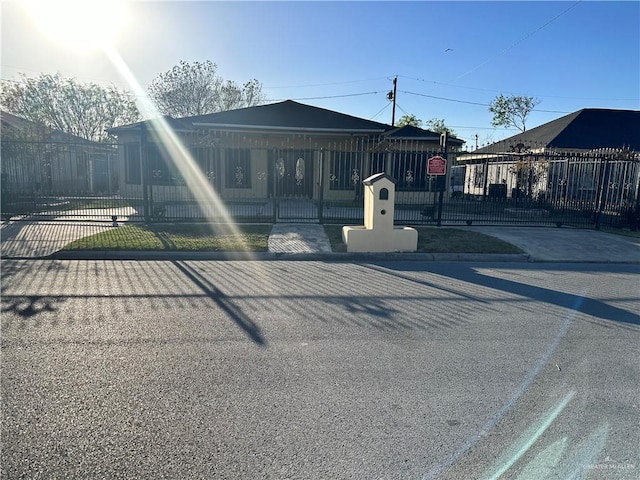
[384,136,440,141]
[191,123,386,134]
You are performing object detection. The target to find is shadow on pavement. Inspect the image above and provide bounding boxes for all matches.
[364,262,640,328]
[171,260,266,346]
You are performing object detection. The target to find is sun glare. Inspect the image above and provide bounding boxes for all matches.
[103,45,255,257]
[25,0,128,51]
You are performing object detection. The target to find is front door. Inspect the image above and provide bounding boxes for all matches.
[270,149,314,198]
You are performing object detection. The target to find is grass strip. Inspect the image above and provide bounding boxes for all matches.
[323,224,523,254]
[63,223,271,251]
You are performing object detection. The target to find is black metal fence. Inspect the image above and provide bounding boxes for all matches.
[2,130,638,230]
[1,135,126,221]
[445,148,640,229]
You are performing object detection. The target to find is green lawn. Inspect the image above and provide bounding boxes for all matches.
[323,224,524,254]
[64,222,524,254]
[63,223,271,251]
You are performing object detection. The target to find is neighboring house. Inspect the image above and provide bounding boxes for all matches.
[458,108,640,200]
[1,111,117,195]
[108,100,464,206]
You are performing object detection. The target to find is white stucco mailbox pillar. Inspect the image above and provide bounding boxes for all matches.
[342,173,418,253]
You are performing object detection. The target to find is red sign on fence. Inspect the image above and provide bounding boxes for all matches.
[427,156,447,175]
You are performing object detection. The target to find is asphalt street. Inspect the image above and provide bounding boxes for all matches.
[1,259,639,479]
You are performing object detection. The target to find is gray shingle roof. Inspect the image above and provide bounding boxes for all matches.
[382,124,464,145]
[474,108,640,153]
[189,100,389,132]
[109,100,465,142]
[1,110,103,145]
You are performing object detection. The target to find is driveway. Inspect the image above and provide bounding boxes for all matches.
[458,226,640,263]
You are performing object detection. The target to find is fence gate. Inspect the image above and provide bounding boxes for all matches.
[269,148,319,222]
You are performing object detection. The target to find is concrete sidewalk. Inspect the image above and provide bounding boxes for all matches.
[0,221,114,258]
[268,223,332,254]
[1,220,639,263]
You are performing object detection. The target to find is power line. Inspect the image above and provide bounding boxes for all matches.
[397,75,639,102]
[263,76,390,89]
[1,69,574,116]
[6,64,636,107]
[401,91,488,107]
[395,103,409,117]
[457,1,582,80]
[264,91,382,102]
[370,103,390,121]
[400,90,571,114]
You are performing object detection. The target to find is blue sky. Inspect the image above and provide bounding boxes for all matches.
[2,1,639,147]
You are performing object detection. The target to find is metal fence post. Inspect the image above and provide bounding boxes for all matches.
[140,124,151,222]
[437,133,448,226]
[271,148,278,223]
[318,148,325,223]
[594,155,611,230]
[482,158,489,202]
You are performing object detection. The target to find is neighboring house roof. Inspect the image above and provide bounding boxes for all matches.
[472,108,640,154]
[1,110,105,146]
[382,124,464,146]
[109,100,465,143]
[1,110,38,131]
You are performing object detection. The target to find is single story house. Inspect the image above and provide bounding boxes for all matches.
[108,100,464,207]
[1,111,118,194]
[457,108,640,201]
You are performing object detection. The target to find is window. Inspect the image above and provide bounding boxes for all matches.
[391,151,429,191]
[147,144,183,185]
[330,151,364,191]
[77,153,87,177]
[125,144,141,185]
[225,148,251,188]
[192,146,219,185]
[473,164,486,188]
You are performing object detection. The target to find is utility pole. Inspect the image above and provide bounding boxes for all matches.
[475,134,479,150]
[387,76,397,126]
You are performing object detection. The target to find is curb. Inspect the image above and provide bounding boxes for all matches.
[2,251,638,263]
[1,250,534,263]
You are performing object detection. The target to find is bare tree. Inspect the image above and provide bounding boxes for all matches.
[489,94,540,132]
[148,60,265,118]
[0,73,140,142]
